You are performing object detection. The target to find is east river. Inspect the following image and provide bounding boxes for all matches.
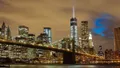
[7,65,120,68]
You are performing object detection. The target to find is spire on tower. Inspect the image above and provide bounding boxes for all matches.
[72,6,75,18]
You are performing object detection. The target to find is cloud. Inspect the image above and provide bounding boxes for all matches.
[0,0,120,51]
[92,13,115,38]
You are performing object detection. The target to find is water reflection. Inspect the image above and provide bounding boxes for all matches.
[10,65,120,68]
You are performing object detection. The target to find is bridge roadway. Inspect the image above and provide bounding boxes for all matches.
[0,39,72,53]
[0,39,100,57]
[0,39,102,64]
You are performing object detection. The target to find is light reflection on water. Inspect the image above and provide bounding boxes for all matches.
[10,65,120,68]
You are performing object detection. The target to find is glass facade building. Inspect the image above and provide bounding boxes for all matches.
[18,25,29,38]
[44,27,52,43]
[70,6,78,46]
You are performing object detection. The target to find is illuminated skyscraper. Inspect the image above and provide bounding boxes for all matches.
[12,25,29,60]
[1,22,7,39]
[6,26,11,40]
[1,22,11,40]
[44,27,52,43]
[28,34,36,59]
[70,6,78,46]
[18,25,29,38]
[36,33,49,44]
[0,28,2,38]
[89,32,94,48]
[36,33,49,57]
[28,34,35,43]
[114,27,120,51]
[88,32,96,54]
[80,21,89,50]
[0,23,12,58]
[1,22,6,34]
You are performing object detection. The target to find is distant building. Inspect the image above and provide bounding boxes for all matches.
[36,33,49,44]
[0,22,11,40]
[61,38,72,50]
[11,25,29,60]
[104,49,115,60]
[114,27,120,51]
[36,33,49,57]
[80,21,89,50]
[27,34,36,59]
[44,27,52,43]
[88,32,96,54]
[1,22,6,38]
[6,26,12,40]
[70,6,78,46]
[15,36,27,43]
[18,25,29,38]
[89,32,94,48]
[0,28,2,39]
[0,22,12,58]
[28,34,35,43]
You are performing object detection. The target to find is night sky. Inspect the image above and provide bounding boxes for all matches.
[0,0,120,51]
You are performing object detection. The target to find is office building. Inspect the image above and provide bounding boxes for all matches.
[0,28,2,39]
[0,22,12,58]
[88,32,96,54]
[89,32,94,48]
[36,33,49,44]
[18,25,29,38]
[80,21,89,50]
[28,34,35,43]
[36,33,49,57]
[70,6,78,46]
[1,22,9,39]
[6,26,11,40]
[44,27,52,43]
[114,27,120,51]
[11,25,29,60]
[27,34,36,59]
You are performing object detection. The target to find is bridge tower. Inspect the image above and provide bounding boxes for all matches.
[63,5,76,64]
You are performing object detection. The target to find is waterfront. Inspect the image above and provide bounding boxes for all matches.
[8,65,120,68]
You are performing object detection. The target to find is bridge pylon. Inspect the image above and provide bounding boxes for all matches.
[63,39,76,64]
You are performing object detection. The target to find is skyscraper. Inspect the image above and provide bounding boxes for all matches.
[36,33,49,44]
[28,34,35,43]
[0,28,2,39]
[36,33,49,58]
[28,34,36,59]
[13,25,29,60]
[1,22,6,34]
[88,32,96,54]
[89,32,94,48]
[114,27,120,51]
[44,27,52,43]
[70,6,78,46]
[6,26,11,40]
[18,25,29,38]
[80,21,89,50]
[1,22,7,39]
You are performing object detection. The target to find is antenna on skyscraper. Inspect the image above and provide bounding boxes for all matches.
[72,6,75,18]
[72,0,75,18]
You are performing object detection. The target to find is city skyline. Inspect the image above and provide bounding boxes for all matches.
[0,0,120,51]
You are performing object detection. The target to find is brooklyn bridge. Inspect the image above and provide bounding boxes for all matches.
[0,38,103,64]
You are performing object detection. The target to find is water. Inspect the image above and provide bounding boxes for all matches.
[8,65,120,68]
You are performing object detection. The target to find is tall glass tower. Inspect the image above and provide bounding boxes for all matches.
[70,6,78,46]
[44,27,52,43]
